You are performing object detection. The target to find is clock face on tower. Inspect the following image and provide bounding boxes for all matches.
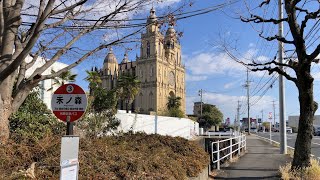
[169,71,175,86]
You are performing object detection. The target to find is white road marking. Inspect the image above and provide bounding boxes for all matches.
[312,142,320,146]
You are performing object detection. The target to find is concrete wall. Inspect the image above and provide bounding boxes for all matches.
[115,111,199,139]
[188,166,209,180]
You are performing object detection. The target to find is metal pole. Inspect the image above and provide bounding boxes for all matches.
[237,100,240,132]
[273,100,276,127]
[278,0,287,154]
[199,89,203,117]
[217,142,220,170]
[269,122,272,144]
[246,69,250,135]
[66,116,73,135]
[155,111,158,134]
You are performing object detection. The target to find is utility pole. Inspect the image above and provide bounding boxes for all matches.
[237,100,241,132]
[244,69,251,135]
[198,89,203,117]
[272,100,276,126]
[261,109,264,132]
[278,0,287,154]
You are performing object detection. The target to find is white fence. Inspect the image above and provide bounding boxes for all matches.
[211,134,246,170]
[115,112,199,139]
[206,131,236,137]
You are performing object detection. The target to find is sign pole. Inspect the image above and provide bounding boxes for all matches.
[52,84,87,180]
[66,116,73,135]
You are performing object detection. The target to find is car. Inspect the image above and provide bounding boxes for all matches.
[271,128,279,132]
[286,127,293,134]
[313,126,320,136]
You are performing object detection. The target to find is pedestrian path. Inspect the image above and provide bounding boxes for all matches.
[214,135,291,180]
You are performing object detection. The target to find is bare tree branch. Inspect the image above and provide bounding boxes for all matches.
[308,44,320,62]
[241,15,288,24]
[51,0,87,15]
[301,9,320,35]
[248,59,295,69]
[259,33,294,44]
[39,27,143,81]
[251,66,297,83]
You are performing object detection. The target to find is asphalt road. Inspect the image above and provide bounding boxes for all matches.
[256,132,320,158]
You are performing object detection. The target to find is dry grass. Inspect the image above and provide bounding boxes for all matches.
[0,132,209,179]
[279,159,320,180]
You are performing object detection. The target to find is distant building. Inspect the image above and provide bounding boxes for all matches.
[25,55,68,109]
[288,115,320,130]
[240,118,257,129]
[100,8,186,114]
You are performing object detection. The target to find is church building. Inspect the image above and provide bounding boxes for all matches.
[100,8,186,114]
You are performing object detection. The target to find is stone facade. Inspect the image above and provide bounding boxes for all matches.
[100,8,186,115]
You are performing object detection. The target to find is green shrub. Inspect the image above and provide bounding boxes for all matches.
[9,91,64,143]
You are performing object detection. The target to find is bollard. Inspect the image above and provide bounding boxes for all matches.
[217,141,220,170]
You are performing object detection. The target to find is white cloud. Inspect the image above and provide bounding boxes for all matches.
[185,51,245,77]
[223,80,241,89]
[186,74,207,81]
[184,48,271,79]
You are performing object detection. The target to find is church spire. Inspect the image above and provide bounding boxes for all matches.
[146,7,158,34]
[121,51,129,64]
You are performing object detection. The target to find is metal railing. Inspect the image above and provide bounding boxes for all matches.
[211,134,246,170]
[206,131,234,137]
[255,133,320,160]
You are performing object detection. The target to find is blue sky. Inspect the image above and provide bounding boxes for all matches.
[69,0,320,123]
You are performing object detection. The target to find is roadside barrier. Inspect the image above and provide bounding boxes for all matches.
[211,133,246,170]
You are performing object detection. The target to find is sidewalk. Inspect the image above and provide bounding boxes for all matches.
[214,135,291,180]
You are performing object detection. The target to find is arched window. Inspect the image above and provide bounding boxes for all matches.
[149,92,153,110]
[177,52,179,65]
[150,66,153,76]
[147,41,150,57]
[158,41,161,55]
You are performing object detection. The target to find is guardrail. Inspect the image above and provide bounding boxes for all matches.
[206,131,234,137]
[211,134,246,170]
[254,133,320,160]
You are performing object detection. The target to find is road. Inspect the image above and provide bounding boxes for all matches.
[256,132,320,159]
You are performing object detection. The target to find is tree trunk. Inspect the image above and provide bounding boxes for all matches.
[126,101,129,113]
[0,98,11,144]
[292,75,316,169]
[0,78,13,144]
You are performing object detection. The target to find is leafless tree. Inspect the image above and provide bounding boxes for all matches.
[225,0,320,169]
[0,0,187,144]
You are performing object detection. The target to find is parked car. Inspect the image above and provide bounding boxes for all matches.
[271,128,279,132]
[313,126,320,136]
[286,127,293,134]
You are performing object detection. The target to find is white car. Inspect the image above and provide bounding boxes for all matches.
[286,127,293,134]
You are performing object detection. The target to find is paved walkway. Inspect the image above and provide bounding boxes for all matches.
[214,135,291,180]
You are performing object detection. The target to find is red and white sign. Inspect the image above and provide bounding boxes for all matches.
[52,84,87,122]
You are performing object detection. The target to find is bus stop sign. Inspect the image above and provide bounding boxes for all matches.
[52,84,87,122]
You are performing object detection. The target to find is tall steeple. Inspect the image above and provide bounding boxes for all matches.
[103,47,118,75]
[146,7,159,34]
[121,51,129,64]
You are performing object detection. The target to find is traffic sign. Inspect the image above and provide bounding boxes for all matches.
[52,84,87,122]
